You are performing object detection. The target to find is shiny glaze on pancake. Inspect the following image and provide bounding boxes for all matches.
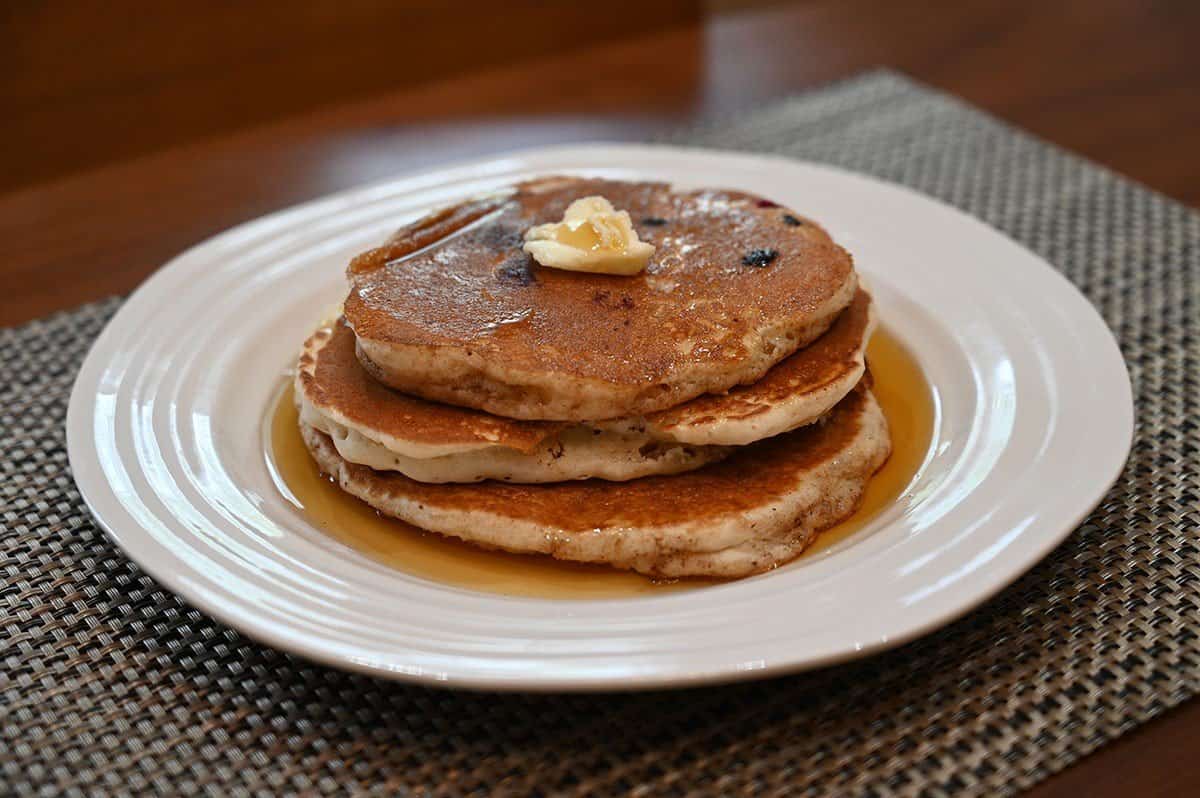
[343,177,856,418]
[299,319,561,455]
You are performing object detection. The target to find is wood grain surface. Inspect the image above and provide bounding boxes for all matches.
[3,1,1198,794]
[1,0,701,190]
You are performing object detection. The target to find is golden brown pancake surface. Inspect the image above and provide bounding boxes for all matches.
[343,176,857,420]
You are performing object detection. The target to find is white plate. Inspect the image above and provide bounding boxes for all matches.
[67,144,1132,691]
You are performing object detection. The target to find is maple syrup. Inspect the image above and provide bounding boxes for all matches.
[264,327,935,599]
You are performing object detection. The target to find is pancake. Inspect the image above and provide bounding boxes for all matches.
[298,288,873,481]
[297,322,561,459]
[344,176,858,421]
[296,320,729,483]
[300,411,729,484]
[300,383,892,578]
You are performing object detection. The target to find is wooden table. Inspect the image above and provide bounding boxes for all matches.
[4,1,1197,794]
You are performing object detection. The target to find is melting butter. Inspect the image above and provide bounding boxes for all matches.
[523,196,655,275]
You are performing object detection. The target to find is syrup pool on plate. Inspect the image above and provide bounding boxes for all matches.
[264,327,935,599]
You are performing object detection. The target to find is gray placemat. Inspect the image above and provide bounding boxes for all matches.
[3,70,1197,797]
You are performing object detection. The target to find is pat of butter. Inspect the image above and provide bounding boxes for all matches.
[522,196,655,275]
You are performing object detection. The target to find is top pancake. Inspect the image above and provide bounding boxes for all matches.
[344,176,857,420]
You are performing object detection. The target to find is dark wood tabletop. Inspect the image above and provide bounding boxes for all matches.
[4,1,1198,793]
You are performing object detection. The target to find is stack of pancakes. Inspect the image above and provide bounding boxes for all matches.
[296,177,891,578]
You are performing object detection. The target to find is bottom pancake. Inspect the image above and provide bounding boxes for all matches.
[301,385,891,578]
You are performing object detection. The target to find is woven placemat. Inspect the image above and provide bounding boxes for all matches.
[3,70,1198,796]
